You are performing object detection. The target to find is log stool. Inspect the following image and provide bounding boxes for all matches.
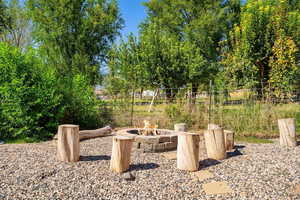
[110,136,134,173]
[177,132,200,171]
[57,124,80,162]
[204,127,226,160]
[224,130,235,151]
[174,123,187,132]
[207,123,221,130]
[278,118,297,147]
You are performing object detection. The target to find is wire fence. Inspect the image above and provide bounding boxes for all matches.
[99,85,300,137]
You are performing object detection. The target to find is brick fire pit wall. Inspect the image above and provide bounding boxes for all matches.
[116,128,178,153]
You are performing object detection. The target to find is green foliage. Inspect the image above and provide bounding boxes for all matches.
[108,34,148,90]
[27,0,124,84]
[222,0,300,91]
[0,43,63,140]
[107,0,242,100]
[0,0,9,34]
[0,43,113,141]
[0,0,32,50]
[59,74,112,130]
[164,104,194,127]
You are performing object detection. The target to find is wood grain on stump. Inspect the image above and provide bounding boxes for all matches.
[110,136,134,173]
[224,130,235,151]
[278,118,297,147]
[174,123,187,132]
[177,132,200,171]
[57,124,80,162]
[204,128,226,160]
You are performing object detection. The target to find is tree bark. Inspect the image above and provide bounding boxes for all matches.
[174,123,187,132]
[57,124,80,162]
[191,83,198,104]
[204,128,226,160]
[177,132,200,171]
[224,130,235,151]
[110,136,134,173]
[79,126,112,140]
[278,118,297,147]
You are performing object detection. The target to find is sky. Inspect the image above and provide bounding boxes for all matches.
[118,0,147,38]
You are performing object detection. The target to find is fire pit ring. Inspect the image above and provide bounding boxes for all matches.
[116,128,179,153]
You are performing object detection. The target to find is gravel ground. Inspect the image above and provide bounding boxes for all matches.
[0,136,299,200]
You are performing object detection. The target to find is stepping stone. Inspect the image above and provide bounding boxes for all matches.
[291,184,300,195]
[162,152,177,160]
[203,181,233,195]
[193,170,214,181]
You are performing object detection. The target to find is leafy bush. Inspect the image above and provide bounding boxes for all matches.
[0,43,63,140]
[164,104,194,128]
[0,44,113,141]
[59,74,112,130]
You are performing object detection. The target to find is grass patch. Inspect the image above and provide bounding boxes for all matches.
[4,137,42,144]
[235,136,273,144]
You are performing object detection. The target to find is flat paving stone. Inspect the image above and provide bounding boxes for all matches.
[192,170,214,181]
[162,151,177,160]
[203,181,233,195]
[291,184,300,195]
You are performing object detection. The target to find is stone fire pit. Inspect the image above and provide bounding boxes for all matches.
[116,128,178,153]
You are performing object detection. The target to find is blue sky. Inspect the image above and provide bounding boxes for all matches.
[118,0,147,38]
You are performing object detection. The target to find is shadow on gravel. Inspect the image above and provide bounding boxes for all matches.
[199,159,221,169]
[80,155,111,161]
[234,145,246,149]
[227,148,243,158]
[297,141,300,146]
[128,163,160,172]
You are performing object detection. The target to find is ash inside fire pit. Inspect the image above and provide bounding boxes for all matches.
[116,128,178,153]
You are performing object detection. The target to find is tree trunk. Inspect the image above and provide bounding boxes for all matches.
[177,132,200,171]
[278,118,297,147]
[191,83,198,104]
[110,136,134,173]
[165,88,177,103]
[204,128,226,160]
[57,124,80,162]
[174,123,187,132]
[224,130,235,151]
[79,126,112,140]
[140,88,144,99]
[148,89,159,112]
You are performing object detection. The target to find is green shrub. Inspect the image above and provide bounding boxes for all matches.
[164,104,194,128]
[0,44,63,140]
[0,44,113,141]
[59,74,112,129]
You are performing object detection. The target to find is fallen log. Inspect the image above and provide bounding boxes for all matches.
[53,126,112,141]
[79,126,112,141]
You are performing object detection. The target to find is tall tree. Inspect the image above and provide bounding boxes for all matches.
[0,0,33,51]
[27,0,124,84]
[0,0,9,34]
[107,34,148,96]
[139,22,188,100]
[141,0,241,98]
[222,0,300,94]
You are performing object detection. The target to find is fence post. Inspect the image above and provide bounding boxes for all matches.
[130,88,135,126]
[208,80,213,124]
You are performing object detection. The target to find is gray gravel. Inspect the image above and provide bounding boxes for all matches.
[0,137,299,200]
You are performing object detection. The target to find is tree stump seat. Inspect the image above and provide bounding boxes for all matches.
[110,136,134,173]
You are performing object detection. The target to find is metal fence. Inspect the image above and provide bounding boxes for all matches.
[102,86,300,137]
